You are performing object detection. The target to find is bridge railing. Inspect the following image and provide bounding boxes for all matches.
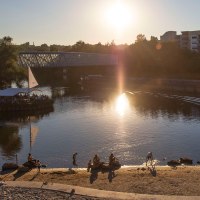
[19,52,118,68]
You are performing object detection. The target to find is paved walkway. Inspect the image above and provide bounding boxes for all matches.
[2,181,200,200]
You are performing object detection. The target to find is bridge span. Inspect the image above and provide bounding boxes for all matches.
[18,52,118,86]
[19,52,118,68]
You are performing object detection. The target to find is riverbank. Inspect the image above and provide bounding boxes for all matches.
[1,166,200,196]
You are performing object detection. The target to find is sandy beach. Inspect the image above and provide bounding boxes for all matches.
[1,165,200,196]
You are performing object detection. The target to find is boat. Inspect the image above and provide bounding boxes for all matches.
[0,67,53,112]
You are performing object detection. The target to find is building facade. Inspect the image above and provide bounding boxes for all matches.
[180,31,200,52]
[160,31,178,42]
[160,30,200,52]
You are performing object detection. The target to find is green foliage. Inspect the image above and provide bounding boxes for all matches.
[124,35,200,79]
[0,126,22,156]
[0,36,26,88]
[135,34,146,43]
[39,43,49,51]
[10,35,200,80]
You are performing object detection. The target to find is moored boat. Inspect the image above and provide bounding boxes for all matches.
[0,67,53,112]
[0,88,53,112]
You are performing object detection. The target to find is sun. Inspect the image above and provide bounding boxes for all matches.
[105,0,134,31]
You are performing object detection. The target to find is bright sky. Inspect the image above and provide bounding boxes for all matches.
[0,0,200,45]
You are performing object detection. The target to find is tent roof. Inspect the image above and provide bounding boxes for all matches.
[0,88,33,97]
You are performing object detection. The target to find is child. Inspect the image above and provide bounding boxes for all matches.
[36,160,41,172]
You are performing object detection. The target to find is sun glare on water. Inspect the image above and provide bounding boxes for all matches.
[105,0,135,32]
[115,93,130,116]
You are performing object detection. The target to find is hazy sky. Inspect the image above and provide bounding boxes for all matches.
[0,0,200,45]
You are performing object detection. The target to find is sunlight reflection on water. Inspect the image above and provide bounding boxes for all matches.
[115,93,130,116]
[0,90,200,167]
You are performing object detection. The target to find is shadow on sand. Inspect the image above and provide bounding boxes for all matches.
[146,160,157,177]
[89,167,119,184]
[107,169,117,182]
[148,166,157,177]
[0,169,17,181]
[13,169,31,181]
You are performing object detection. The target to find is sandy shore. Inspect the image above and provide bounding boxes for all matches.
[1,165,200,196]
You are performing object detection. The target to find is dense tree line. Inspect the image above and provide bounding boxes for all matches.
[17,36,200,79]
[17,40,118,54]
[1,35,200,88]
[124,35,200,79]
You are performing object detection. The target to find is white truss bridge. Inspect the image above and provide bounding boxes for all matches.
[19,52,118,68]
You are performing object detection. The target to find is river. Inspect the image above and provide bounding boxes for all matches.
[0,88,200,168]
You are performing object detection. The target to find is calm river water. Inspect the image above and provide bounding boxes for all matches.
[0,88,200,167]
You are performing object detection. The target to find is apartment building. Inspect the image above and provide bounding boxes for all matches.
[180,31,200,52]
[160,30,200,52]
[160,31,178,42]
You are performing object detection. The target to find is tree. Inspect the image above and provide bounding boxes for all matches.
[50,44,59,52]
[72,40,86,51]
[39,43,49,51]
[0,36,26,88]
[135,34,146,43]
[150,36,158,42]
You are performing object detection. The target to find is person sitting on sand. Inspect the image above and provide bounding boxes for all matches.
[93,154,100,167]
[146,152,153,166]
[109,153,116,165]
[28,153,36,164]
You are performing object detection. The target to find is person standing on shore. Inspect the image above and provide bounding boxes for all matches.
[146,152,153,166]
[109,153,116,166]
[73,153,78,167]
[36,160,41,173]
